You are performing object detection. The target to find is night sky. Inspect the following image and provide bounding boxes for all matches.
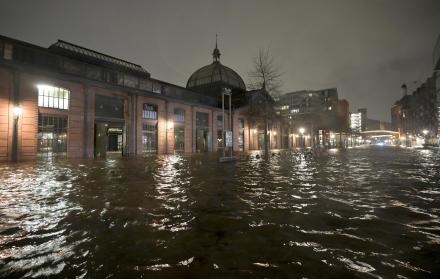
[1,0,439,121]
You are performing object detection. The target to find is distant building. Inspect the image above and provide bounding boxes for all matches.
[391,35,440,143]
[336,99,350,132]
[391,76,437,138]
[350,108,367,133]
[350,112,362,133]
[366,118,392,131]
[276,88,349,147]
[357,108,367,132]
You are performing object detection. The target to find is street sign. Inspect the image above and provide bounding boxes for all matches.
[225,130,233,147]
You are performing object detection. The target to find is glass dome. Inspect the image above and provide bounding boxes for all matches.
[186,61,246,91]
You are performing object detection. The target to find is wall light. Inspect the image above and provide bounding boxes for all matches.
[13,106,22,119]
[299,127,305,134]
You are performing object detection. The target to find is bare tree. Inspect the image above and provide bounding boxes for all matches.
[248,47,283,98]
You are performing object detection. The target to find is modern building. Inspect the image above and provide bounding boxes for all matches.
[357,108,367,132]
[391,76,437,143]
[275,88,350,148]
[0,35,285,162]
[350,112,362,133]
[390,34,440,145]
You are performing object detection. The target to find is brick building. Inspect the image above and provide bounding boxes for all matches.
[0,35,285,161]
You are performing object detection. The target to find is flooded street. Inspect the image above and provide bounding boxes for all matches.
[1,146,440,278]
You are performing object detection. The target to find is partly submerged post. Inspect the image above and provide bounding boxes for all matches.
[220,88,238,162]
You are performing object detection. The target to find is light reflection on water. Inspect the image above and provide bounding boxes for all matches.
[0,146,440,278]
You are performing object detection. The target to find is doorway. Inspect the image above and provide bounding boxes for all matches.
[94,122,124,157]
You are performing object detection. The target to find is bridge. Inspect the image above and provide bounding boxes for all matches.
[360,130,399,139]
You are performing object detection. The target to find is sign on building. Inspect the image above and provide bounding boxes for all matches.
[225,130,233,147]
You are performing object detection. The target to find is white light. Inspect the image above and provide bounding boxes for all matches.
[422,129,428,135]
[13,106,22,118]
[167,120,174,130]
[299,127,305,134]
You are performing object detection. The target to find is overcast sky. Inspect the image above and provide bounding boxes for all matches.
[1,0,439,121]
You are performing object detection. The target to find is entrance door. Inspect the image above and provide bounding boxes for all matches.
[94,122,124,157]
[94,123,108,158]
[196,128,208,152]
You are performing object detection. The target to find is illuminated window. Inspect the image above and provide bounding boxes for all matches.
[142,124,157,153]
[38,85,70,109]
[174,108,185,122]
[143,104,157,119]
[37,114,68,158]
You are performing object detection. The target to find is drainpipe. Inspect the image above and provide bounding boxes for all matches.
[165,100,168,154]
[11,71,20,162]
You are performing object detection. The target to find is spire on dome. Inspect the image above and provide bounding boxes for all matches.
[212,33,221,62]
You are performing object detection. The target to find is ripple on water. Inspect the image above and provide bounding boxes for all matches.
[0,147,440,277]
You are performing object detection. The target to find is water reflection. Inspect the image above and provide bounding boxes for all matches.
[0,146,439,278]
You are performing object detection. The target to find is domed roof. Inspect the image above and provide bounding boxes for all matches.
[186,39,246,91]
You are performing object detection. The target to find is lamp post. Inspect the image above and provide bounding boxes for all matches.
[12,106,22,162]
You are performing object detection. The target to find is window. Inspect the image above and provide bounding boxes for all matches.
[238,118,245,151]
[95,95,124,119]
[4,43,12,60]
[38,114,68,158]
[143,104,157,119]
[174,108,185,122]
[174,125,185,152]
[196,112,209,152]
[217,115,223,128]
[142,124,157,153]
[196,112,209,128]
[38,85,70,109]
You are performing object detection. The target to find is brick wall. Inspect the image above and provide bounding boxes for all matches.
[0,68,11,161]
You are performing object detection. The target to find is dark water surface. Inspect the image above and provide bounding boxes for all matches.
[1,146,440,278]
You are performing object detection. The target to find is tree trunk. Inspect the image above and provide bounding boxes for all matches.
[264,115,269,157]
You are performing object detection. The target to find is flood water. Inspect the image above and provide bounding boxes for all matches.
[0,146,439,278]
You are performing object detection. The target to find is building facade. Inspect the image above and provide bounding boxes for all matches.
[390,34,440,145]
[391,75,438,142]
[275,88,350,148]
[0,35,285,162]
